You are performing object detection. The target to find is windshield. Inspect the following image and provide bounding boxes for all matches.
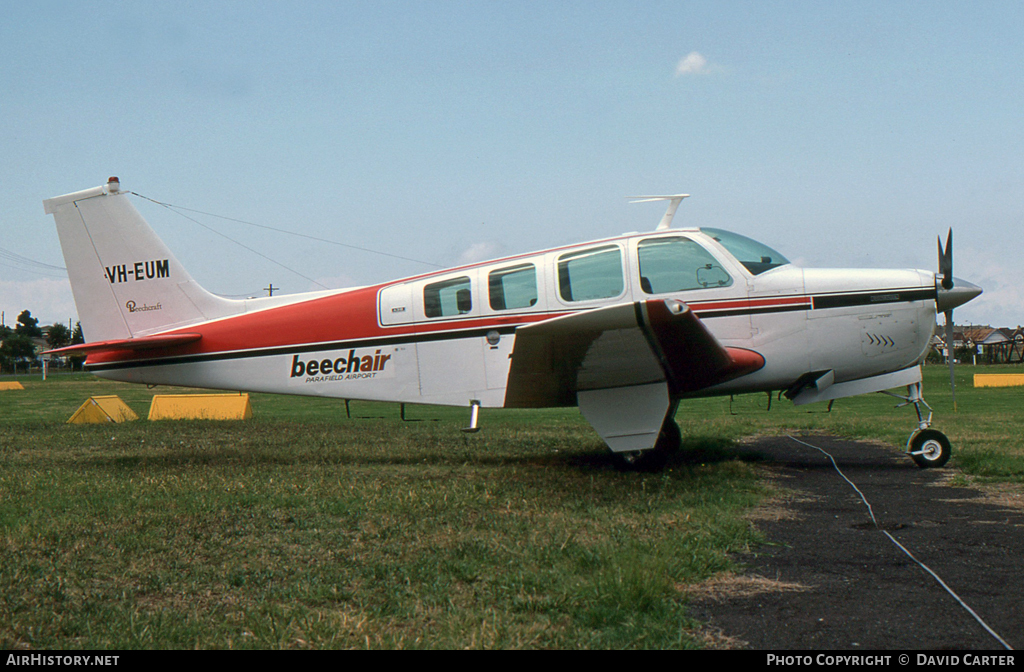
[701,228,790,275]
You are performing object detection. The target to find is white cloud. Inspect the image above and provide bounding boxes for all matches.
[675,51,709,76]
[458,242,504,266]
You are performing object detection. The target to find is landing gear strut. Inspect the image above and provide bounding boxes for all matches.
[885,382,952,469]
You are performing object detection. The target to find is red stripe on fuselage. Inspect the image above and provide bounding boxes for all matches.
[86,284,571,365]
[85,287,815,366]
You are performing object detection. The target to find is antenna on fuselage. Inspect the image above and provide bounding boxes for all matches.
[628,194,690,231]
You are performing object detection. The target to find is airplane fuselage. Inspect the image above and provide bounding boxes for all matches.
[84,228,936,408]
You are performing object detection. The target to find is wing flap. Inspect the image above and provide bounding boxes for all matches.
[503,303,663,407]
[503,299,763,408]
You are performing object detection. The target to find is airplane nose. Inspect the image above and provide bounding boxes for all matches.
[936,276,983,312]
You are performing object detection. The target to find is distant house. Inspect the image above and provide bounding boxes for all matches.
[934,324,1022,364]
[30,336,49,358]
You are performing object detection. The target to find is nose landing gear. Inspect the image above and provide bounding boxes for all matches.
[884,382,951,468]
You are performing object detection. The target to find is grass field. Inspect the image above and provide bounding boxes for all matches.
[1,364,1022,649]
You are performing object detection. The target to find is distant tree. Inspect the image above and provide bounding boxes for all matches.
[0,324,8,374]
[68,322,86,371]
[45,323,73,370]
[47,323,72,350]
[15,310,42,338]
[0,334,37,374]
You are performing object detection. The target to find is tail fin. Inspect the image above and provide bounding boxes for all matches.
[44,177,241,342]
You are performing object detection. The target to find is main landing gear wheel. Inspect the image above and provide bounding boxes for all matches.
[909,429,951,469]
[613,418,681,472]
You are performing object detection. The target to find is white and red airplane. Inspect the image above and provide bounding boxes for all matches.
[44,178,981,469]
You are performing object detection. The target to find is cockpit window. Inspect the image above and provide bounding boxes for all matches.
[701,228,790,275]
[637,237,732,293]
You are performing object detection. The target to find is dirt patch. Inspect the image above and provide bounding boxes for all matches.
[931,471,1024,516]
[743,489,817,523]
[964,483,1024,514]
[682,572,811,602]
[690,623,749,650]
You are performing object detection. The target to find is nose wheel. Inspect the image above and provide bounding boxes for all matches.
[908,429,952,468]
[885,382,952,469]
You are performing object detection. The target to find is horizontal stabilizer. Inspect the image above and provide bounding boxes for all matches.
[44,333,202,356]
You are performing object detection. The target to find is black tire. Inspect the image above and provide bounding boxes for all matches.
[657,418,682,455]
[613,419,681,472]
[909,429,951,469]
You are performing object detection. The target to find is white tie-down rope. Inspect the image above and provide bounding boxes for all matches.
[786,435,1013,651]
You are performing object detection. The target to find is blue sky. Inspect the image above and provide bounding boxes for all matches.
[2,1,1022,328]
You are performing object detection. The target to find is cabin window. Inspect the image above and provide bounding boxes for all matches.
[424,276,472,318]
[637,237,733,293]
[557,245,624,302]
[489,263,538,311]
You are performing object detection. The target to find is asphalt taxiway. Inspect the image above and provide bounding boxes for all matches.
[688,434,1022,650]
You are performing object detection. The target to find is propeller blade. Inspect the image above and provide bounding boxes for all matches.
[945,309,957,411]
[937,229,954,290]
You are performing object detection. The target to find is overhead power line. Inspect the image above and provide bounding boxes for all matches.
[0,245,68,277]
[131,192,444,272]
[130,192,331,290]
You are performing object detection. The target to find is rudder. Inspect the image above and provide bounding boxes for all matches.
[44,177,240,342]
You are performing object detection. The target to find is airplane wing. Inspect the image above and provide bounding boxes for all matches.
[503,299,764,408]
[43,333,203,357]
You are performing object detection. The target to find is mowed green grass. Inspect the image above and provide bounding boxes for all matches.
[0,365,1021,649]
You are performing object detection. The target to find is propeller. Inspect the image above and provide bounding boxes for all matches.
[935,229,982,411]
[938,229,956,410]
[938,229,954,291]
